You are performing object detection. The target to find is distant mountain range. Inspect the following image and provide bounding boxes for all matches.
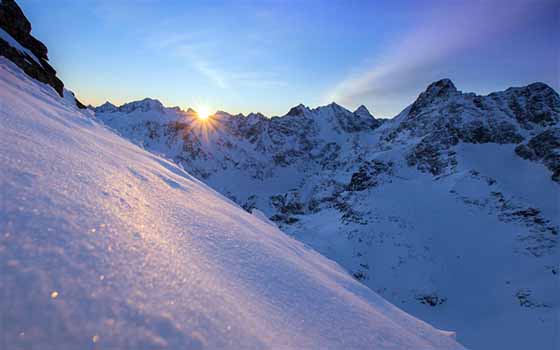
[1,1,467,349]
[95,77,559,350]
[2,0,558,348]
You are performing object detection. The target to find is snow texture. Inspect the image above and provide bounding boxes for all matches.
[94,78,560,350]
[0,58,464,349]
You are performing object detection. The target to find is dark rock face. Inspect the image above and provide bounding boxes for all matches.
[502,83,560,128]
[286,104,308,117]
[408,79,459,118]
[118,98,165,113]
[407,141,457,176]
[416,293,447,307]
[515,128,560,182]
[347,160,393,191]
[387,79,559,176]
[0,0,62,96]
[0,0,84,107]
[0,0,48,60]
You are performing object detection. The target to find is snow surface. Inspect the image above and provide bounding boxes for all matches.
[0,58,465,349]
[94,78,560,350]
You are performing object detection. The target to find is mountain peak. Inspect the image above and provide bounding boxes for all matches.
[247,112,266,119]
[327,101,343,109]
[424,78,458,96]
[408,79,460,117]
[95,101,118,113]
[353,105,373,117]
[119,98,164,113]
[286,103,309,116]
[508,82,559,98]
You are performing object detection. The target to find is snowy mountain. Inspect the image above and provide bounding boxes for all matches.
[95,79,559,349]
[0,56,469,349]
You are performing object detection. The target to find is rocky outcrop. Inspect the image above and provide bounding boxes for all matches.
[119,98,165,113]
[385,78,559,176]
[0,0,63,95]
[347,160,393,191]
[515,128,560,182]
[0,0,84,108]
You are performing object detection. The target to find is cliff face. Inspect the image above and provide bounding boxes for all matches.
[0,0,84,107]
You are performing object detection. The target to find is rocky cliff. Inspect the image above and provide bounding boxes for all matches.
[0,0,84,108]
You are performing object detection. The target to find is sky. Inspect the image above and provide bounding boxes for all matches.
[19,0,559,118]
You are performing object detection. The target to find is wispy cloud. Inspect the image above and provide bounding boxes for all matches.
[191,56,229,89]
[144,31,229,88]
[326,0,548,116]
[149,30,286,90]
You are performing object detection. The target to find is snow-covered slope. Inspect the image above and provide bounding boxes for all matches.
[0,58,466,349]
[95,80,559,349]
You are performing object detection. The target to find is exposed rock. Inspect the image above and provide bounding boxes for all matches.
[409,79,459,117]
[119,98,165,113]
[0,0,85,108]
[416,293,447,307]
[501,83,560,128]
[347,160,393,191]
[95,101,119,113]
[0,0,63,96]
[285,104,309,117]
[515,128,560,182]
[515,289,549,308]
[388,79,559,175]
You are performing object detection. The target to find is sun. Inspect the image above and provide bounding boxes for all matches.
[196,105,212,120]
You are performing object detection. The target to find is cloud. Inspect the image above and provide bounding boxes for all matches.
[150,31,286,90]
[191,57,229,89]
[326,0,549,116]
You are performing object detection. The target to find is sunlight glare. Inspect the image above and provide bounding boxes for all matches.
[196,105,211,120]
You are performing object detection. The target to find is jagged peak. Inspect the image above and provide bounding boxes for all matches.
[326,101,343,109]
[423,79,458,96]
[353,105,374,118]
[408,79,461,117]
[100,101,116,107]
[314,102,354,115]
[354,104,369,113]
[247,112,266,119]
[118,98,164,113]
[503,82,559,97]
[215,110,233,117]
[94,101,118,113]
[285,103,309,116]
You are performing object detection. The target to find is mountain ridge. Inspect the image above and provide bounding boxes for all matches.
[95,78,559,350]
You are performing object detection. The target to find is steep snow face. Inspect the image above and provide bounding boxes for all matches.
[0,58,465,349]
[95,77,559,350]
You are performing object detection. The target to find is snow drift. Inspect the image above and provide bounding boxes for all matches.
[0,58,464,349]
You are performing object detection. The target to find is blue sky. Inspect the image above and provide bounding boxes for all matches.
[19,0,559,117]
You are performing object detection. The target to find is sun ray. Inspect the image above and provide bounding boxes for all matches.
[196,105,211,120]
